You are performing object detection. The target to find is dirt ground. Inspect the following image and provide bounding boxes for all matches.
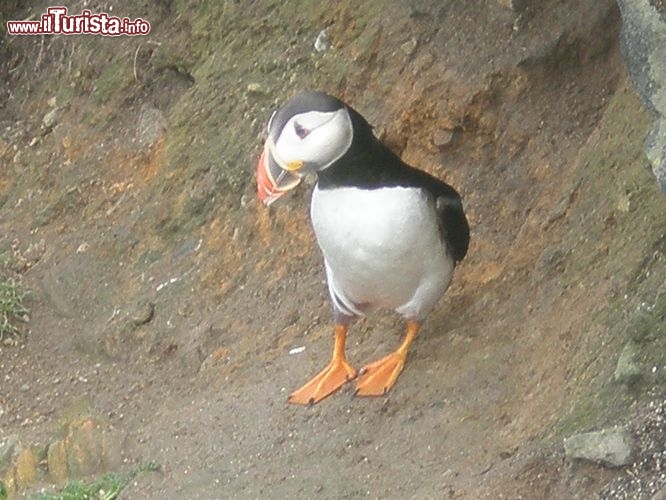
[1,1,665,498]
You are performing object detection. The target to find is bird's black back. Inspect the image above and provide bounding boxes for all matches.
[316,105,470,262]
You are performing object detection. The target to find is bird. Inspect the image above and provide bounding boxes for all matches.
[256,91,469,405]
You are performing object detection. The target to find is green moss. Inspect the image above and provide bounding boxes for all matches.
[622,293,666,388]
[555,88,666,438]
[92,58,131,105]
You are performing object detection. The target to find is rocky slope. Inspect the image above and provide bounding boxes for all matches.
[0,1,664,498]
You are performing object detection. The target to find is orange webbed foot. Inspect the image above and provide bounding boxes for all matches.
[354,320,420,398]
[288,324,357,405]
[288,357,357,405]
[354,351,406,397]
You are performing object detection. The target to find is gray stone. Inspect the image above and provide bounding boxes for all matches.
[645,118,666,192]
[400,38,418,57]
[616,0,666,193]
[613,340,643,384]
[42,108,59,130]
[136,106,167,148]
[246,82,266,96]
[314,28,329,52]
[0,434,20,467]
[564,427,636,467]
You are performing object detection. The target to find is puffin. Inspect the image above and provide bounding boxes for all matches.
[256,91,469,405]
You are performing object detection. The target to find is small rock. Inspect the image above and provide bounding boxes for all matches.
[564,427,636,467]
[14,447,39,490]
[246,82,265,96]
[48,415,124,482]
[42,108,59,130]
[47,440,69,483]
[0,434,20,466]
[131,301,155,326]
[433,128,454,147]
[614,341,643,384]
[47,96,57,108]
[136,106,167,149]
[314,28,329,52]
[400,38,418,57]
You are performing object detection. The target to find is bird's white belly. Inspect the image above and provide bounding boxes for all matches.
[311,185,454,319]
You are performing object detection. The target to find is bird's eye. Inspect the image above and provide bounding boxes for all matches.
[294,122,310,139]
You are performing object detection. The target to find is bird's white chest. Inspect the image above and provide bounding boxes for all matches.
[310,185,454,318]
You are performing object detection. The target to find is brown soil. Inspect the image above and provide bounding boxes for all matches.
[1,1,665,498]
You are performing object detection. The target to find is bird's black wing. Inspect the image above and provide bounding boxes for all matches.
[434,190,470,262]
[402,165,470,262]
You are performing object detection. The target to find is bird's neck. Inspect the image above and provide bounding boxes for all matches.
[316,131,406,190]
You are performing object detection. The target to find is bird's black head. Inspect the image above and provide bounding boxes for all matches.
[257,91,373,205]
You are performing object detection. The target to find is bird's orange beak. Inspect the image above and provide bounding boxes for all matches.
[256,142,302,206]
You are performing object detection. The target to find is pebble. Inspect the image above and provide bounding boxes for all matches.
[400,38,418,57]
[132,301,155,326]
[314,28,329,52]
[613,341,643,384]
[137,106,167,148]
[433,128,454,147]
[42,108,58,130]
[246,83,265,96]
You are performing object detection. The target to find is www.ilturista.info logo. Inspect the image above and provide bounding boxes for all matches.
[7,6,150,36]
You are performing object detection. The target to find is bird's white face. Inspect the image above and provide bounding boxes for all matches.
[257,103,353,206]
[270,108,353,173]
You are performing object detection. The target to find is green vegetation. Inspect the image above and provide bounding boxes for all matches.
[32,463,160,500]
[33,473,126,500]
[0,276,29,341]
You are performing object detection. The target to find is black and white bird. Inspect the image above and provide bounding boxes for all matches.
[256,91,469,405]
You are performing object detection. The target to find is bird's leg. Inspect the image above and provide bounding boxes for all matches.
[288,324,358,405]
[355,320,420,397]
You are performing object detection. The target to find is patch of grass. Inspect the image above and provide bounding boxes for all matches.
[92,58,131,105]
[33,473,125,500]
[33,463,160,500]
[0,276,29,341]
